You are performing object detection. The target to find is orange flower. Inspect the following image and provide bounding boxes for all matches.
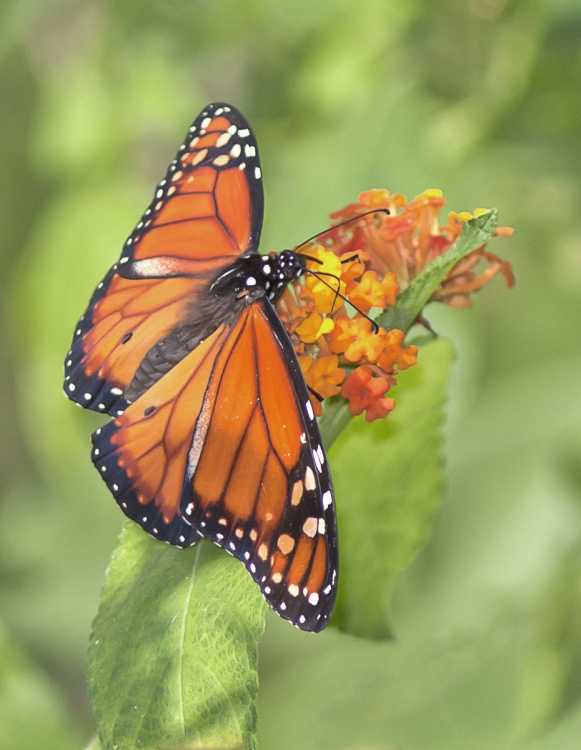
[303,355,345,399]
[342,366,396,422]
[276,287,312,333]
[377,329,419,373]
[346,270,399,314]
[339,250,369,283]
[295,312,335,344]
[329,317,386,363]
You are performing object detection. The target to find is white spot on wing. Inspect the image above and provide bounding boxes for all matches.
[216,132,231,148]
[312,449,322,473]
[305,466,316,491]
[130,257,188,276]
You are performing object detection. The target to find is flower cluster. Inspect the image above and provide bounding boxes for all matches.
[276,244,417,422]
[277,188,514,422]
[321,188,515,308]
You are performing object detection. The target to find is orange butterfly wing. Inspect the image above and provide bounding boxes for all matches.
[92,300,338,631]
[182,300,337,631]
[91,322,232,546]
[64,103,263,415]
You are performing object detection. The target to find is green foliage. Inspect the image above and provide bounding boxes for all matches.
[0,621,79,750]
[88,525,267,750]
[331,338,454,638]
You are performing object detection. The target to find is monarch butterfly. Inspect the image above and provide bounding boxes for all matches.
[64,103,338,632]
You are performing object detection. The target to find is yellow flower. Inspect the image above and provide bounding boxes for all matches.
[295,312,335,344]
[304,247,346,314]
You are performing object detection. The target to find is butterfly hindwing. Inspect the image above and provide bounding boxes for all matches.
[90,323,233,547]
[65,273,201,415]
[181,299,338,632]
[64,102,264,416]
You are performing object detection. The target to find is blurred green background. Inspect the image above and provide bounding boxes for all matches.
[1,0,580,748]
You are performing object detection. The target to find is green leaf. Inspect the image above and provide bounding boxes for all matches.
[378,208,498,333]
[88,524,267,750]
[329,338,455,638]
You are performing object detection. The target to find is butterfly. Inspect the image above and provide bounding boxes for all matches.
[64,103,338,632]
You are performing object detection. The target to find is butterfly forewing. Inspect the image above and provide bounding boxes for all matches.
[119,103,263,279]
[181,300,338,632]
[64,103,263,415]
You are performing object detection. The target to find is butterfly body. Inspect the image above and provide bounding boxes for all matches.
[65,103,337,631]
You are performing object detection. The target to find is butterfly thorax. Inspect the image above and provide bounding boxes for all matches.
[210,250,306,304]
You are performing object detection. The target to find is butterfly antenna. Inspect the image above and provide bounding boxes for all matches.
[304,269,379,333]
[294,208,390,254]
[307,385,324,402]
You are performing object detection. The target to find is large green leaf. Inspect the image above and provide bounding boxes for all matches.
[88,524,267,750]
[329,338,455,638]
